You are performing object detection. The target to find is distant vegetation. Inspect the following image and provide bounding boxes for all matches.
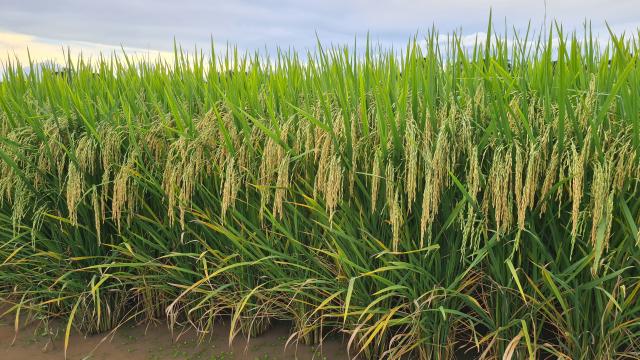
[1,22,640,359]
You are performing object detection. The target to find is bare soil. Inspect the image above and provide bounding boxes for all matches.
[0,314,350,360]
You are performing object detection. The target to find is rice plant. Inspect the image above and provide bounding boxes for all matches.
[1,21,640,359]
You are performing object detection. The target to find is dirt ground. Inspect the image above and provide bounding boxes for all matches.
[0,314,350,360]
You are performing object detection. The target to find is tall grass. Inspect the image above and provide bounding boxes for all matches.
[1,22,640,359]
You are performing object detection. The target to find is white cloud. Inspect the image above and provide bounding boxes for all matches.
[0,31,173,66]
[0,0,639,64]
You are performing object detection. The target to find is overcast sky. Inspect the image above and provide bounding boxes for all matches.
[1,0,639,63]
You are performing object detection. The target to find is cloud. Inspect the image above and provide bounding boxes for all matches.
[0,30,174,66]
[0,0,639,64]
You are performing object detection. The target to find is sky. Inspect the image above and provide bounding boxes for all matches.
[1,0,639,64]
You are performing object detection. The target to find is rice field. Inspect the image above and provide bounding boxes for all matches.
[1,23,640,359]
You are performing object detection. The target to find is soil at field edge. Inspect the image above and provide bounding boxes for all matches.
[0,314,350,360]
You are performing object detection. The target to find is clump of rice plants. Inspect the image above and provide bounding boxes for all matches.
[1,21,640,359]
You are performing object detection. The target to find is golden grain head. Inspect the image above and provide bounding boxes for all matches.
[273,155,290,219]
[66,162,84,226]
[325,155,343,222]
[371,149,382,214]
[404,123,418,210]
